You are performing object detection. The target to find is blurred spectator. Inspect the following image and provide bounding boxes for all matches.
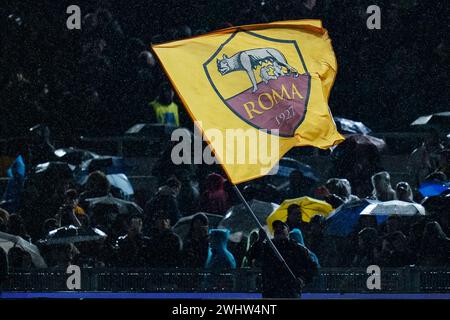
[408,131,445,188]
[289,228,320,267]
[149,82,180,126]
[379,231,413,267]
[144,176,182,231]
[418,221,450,266]
[325,178,359,204]
[284,170,315,199]
[205,229,236,271]
[2,154,26,213]
[79,171,111,210]
[395,182,415,203]
[115,215,151,267]
[371,171,397,201]
[182,213,209,268]
[7,214,31,242]
[176,170,200,216]
[286,204,303,231]
[200,173,231,215]
[27,125,55,168]
[0,208,10,229]
[7,246,33,270]
[148,210,182,268]
[352,227,379,267]
[244,228,266,268]
[55,189,88,227]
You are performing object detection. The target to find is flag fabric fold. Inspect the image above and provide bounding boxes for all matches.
[152,20,344,184]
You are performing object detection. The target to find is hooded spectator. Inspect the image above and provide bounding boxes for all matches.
[290,228,320,267]
[395,182,415,203]
[205,229,236,271]
[200,173,231,215]
[371,171,397,201]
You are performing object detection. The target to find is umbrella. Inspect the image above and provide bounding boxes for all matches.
[218,200,279,242]
[0,231,47,268]
[173,212,223,240]
[323,199,380,237]
[269,157,319,182]
[334,134,387,153]
[54,147,99,166]
[419,180,450,197]
[266,197,333,233]
[411,111,450,130]
[334,117,372,135]
[34,161,75,180]
[105,173,134,197]
[85,194,143,216]
[80,156,127,175]
[360,200,426,217]
[39,225,107,245]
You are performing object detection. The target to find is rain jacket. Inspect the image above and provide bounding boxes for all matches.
[205,229,236,271]
[3,155,25,213]
[200,174,231,215]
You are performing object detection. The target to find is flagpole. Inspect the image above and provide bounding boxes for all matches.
[232,184,301,285]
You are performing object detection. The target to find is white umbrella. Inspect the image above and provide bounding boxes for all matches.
[85,194,143,216]
[0,231,47,268]
[360,200,426,216]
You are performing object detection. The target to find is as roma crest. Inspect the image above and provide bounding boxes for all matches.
[204,30,311,137]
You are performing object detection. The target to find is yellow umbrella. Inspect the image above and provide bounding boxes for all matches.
[266,197,333,233]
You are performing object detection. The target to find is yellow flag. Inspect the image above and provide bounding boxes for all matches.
[152,20,344,184]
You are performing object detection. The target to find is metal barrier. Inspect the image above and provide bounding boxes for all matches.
[3,267,450,293]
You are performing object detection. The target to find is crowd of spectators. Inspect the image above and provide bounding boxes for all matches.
[0,0,449,291]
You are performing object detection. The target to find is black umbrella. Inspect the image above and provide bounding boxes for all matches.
[411,111,450,131]
[34,161,75,180]
[334,117,372,135]
[54,147,99,166]
[85,194,143,216]
[332,134,387,154]
[218,200,279,241]
[39,225,107,245]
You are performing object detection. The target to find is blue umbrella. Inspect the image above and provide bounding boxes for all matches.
[419,180,450,197]
[323,199,380,237]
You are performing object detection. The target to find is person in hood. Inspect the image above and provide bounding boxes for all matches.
[205,229,236,271]
[200,173,231,215]
[395,182,415,203]
[371,171,396,201]
[261,220,318,298]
